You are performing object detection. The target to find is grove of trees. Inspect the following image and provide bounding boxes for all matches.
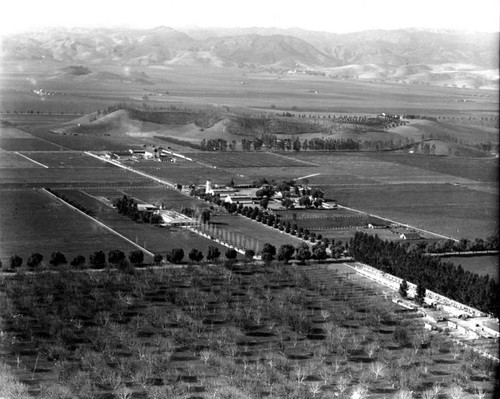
[350,232,499,317]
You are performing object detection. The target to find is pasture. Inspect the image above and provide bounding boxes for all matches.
[0,189,141,263]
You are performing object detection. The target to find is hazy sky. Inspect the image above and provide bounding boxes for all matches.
[1,0,499,35]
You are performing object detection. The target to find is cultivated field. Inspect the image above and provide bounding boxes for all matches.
[328,184,498,240]
[133,162,239,186]
[0,189,141,263]
[52,189,230,257]
[86,186,206,211]
[0,151,43,169]
[190,152,317,168]
[21,151,116,168]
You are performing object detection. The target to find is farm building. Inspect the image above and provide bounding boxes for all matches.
[132,150,153,159]
[368,222,389,229]
[111,151,134,160]
[137,203,159,212]
[399,232,421,240]
[159,155,177,163]
[156,210,193,226]
[424,310,447,324]
[205,180,237,196]
[475,319,500,338]
[224,195,253,205]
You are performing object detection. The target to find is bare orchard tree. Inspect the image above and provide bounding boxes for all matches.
[447,385,465,399]
[370,361,386,379]
[365,341,379,358]
[336,375,351,398]
[395,389,414,399]
[421,389,436,399]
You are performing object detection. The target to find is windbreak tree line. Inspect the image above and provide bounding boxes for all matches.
[350,232,499,317]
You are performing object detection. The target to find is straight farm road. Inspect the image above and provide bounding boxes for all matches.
[84,151,177,189]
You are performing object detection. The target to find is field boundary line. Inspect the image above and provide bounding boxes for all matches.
[84,151,176,188]
[296,173,321,180]
[14,152,49,168]
[41,188,155,258]
[337,204,458,242]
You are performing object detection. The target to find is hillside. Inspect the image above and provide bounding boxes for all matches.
[1,27,498,88]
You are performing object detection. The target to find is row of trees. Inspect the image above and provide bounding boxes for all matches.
[201,136,413,152]
[3,249,145,271]
[46,188,94,216]
[421,235,499,253]
[350,232,499,317]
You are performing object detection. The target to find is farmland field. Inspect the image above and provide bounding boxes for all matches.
[328,184,498,240]
[21,151,117,168]
[52,189,230,257]
[0,137,64,151]
[361,152,499,183]
[0,189,141,262]
[443,255,499,282]
[0,167,151,188]
[108,186,207,210]
[0,151,43,168]
[133,163,240,185]
[191,151,318,168]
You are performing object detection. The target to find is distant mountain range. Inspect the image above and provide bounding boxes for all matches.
[1,26,498,88]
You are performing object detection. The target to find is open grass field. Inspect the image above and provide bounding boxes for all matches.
[0,189,141,263]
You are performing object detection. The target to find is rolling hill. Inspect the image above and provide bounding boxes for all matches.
[1,26,498,88]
